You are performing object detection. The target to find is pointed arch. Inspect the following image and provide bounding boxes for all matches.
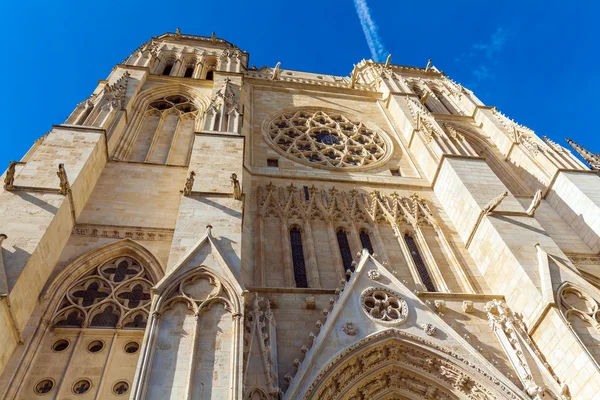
[43,239,164,303]
[1,239,164,399]
[111,83,211,162]
[450,124,533,196]
[302,329,527,400]
[131,265,243,400]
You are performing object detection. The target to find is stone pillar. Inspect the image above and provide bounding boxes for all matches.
[280,219,294,287]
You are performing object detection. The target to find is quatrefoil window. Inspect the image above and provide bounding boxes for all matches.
[265,109,391,170]
[361,287,408,325]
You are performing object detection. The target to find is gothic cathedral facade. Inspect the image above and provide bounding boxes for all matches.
[0,31,599,400]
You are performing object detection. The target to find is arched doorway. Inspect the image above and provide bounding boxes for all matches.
[303,330,527,400]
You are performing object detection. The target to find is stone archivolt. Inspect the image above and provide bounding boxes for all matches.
[264,108,391,170]
[307,331,524,400]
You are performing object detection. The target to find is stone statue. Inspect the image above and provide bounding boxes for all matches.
[3,161,16,190]
[482,191,508,215]
[57,163,70,195]
[183,171,195,196]
[231,173,241,200]
[526,189,542,217]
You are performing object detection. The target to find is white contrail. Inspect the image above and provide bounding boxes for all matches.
[353,0,388,62]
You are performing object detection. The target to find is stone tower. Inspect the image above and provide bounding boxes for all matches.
[0,31,599,399]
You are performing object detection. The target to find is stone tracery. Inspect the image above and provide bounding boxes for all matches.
[265,109,389,170]
[361,287,408,325]
[51,256,153,329]
[305,331,525,400]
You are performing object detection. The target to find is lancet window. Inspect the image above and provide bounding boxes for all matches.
[359,229,374,255]
[404,234,436,292]
[125,95,198,166]
[558,284,600,364]
[336,228,354,274]
[184,65,195,78]
[162,63,174,76]
[290,226,308,288]
[410,82,461,115]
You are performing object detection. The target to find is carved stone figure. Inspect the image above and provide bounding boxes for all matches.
[526,189,543,217]
[3,161,16,190]
[482,191,508,214]
[183,171,195,196]
[57,163,70,195]
[342,321,357,336]
[231,173,242,200]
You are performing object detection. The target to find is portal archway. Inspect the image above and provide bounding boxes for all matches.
[304,330,526,400]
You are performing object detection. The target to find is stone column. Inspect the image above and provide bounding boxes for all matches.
[392,225,424,291]
[372,223,390,265]
[280,219,294,287]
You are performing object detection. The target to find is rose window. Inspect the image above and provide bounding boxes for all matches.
[361,287,408,325]
[265,109,390,170]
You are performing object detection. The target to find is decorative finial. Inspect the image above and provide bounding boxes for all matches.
[206,225,213,235]
[175,28,181,37]
[350,65,358,88]
[271,62,281,80]
[384,54,392,68]
[425,59,432,72]
[211,32,216,42]
[566,137,600,170]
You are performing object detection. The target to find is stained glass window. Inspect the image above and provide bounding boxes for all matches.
[404,234,436,292]
[290,227,308,288]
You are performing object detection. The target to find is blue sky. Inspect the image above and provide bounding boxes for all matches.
[0,0,598,167]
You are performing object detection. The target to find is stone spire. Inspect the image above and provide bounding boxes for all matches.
[566,138,600,170]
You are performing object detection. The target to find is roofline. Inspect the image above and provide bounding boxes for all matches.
[151,32,247,54]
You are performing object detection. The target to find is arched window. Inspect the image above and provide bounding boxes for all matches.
[13,255,156,398]
[184,65,194,78]
[433,89,459,115]
[359,229,374,255]
[205,70,214,80]
[126,95,198,166]
[411,85,433,113]
[290,226,308,288]
[336,228,354,274]
[404,234,436,292]
[162,63,174,76]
